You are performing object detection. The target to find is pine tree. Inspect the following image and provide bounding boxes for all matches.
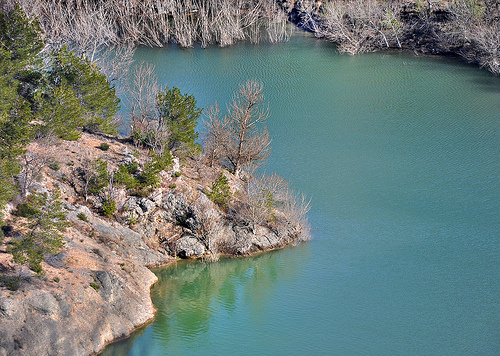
[49,47,120,134]
[8,192,70,274]
[156,86,201,152]
[37,84,84,140]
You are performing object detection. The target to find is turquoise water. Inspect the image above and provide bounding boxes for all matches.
[102,33,500,355]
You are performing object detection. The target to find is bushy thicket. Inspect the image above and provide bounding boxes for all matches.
[114,151,174,197]
[296,0,500,75]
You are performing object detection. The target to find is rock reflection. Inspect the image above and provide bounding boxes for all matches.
[150,246,308,349]
[101,244,309,355]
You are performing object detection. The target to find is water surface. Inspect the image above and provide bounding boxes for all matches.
[102,33,499,355]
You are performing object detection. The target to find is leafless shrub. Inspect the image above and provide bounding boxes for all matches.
[125,62,173,154]
[78,158,93,201]
[451,0,500,75]
[17,0,290,50]
[18,151,48,199]
[127,62,160,132]
[95,45,136,87]
[202,103,227,167]
[317,0,403,55]
[244,173,311,241]
[202,80,271,177]
[17,136,60,199]
[193,195,223,258]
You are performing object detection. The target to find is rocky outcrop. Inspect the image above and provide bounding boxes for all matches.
[0,209,168,356]
[175,235,206,258]
[0,132,308,356]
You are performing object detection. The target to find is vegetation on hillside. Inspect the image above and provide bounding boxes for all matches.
[0,6,120,274]
[0,5,310,279]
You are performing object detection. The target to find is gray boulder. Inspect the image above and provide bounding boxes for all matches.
[175,235,206,258]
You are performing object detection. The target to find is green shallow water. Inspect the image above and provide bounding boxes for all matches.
[101,32,500,355]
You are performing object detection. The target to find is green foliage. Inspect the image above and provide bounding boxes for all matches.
[260,188,277,223]
[115,152,172,195]
[49,159,60,171]
[90,281,100,291]
[0,159,19,222]
[156,86,201,151]
[137,151,172,189]
[77,212,88,222]
[49,47,120,134]
[89,158,109,195]
[169,183,177,189]
[4,276,21,291]
[101,199,116,217]
[0,5,40,156]
[114,163,137,190]
[148,150,173,172]
[172,171,181,178]
[0,5,43,68]
[0,6,122,221]
[208,173,232,210]
[136,164,161,191]
[36,84,84,140]
[7,192,69,274]
[126,216,137,225]
[125,161,140,174]
[99,142,110,151]
[14,202,40,218]
[0,7,120,140]
[0,97,34,160]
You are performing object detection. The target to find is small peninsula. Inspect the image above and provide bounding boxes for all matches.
[1,1,498,355]
[0,6,309,355]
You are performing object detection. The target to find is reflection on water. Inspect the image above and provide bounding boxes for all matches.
[100,246,310,356]
[151,246,309,349]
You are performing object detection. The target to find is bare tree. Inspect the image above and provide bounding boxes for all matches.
[17,0,290,50]
[18,137,57,199]
[78,157,94,201]
[18,151,48,199]
[317,0,402,55]
[94,45,135,88]
[202,103,227,167]
[125,62,173,155]
[127,62,160,130]
[203,80,271,177]
[244,172,311,241]
[451,0,500,75]
[193,195,223,258]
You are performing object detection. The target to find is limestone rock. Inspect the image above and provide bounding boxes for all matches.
[138,197,156,214]
[175,235,206,258]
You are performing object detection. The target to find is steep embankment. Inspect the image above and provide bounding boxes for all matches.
[0,132,308,356]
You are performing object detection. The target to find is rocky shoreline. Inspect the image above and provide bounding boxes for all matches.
[279,0,500,75]
[0,132,308,356]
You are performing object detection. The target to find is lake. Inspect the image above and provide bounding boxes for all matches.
[101,32,499,355]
